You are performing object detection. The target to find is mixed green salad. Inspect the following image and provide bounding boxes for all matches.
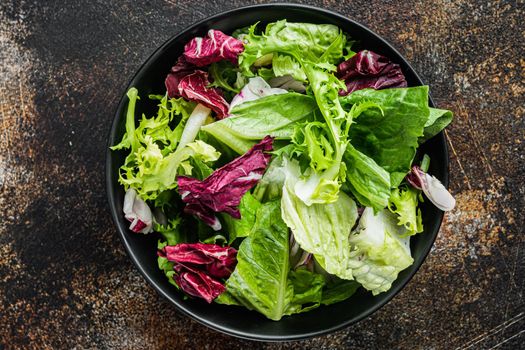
[112,21,455,320]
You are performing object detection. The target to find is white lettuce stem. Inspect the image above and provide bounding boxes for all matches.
[176,103,211,152]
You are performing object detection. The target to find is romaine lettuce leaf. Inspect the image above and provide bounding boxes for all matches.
[222,192,261,243]
[252,157,286,202]
[343,144,391,211]
[239,20,345,74]
[421,107,453,142]
[202,92,317,154]
[289,267,324,311]
[321,279,360,305]
[281,158,414,295]
[281,160,358,280]
[348,207,414,295]
[340,86,431,187]
[217,201,324,320]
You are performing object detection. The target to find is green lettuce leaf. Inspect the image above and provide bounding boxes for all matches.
[217,201,324,320]
[187,157,214,180]
[239,20,345,74]
[281,160,358,280]
[209,60,241,95]
[111,88,140,152]
[201,92,317,154]
[256,67,276,82]
[272,53,307,82]
[289,268,325,311]
[421,107,453,142]
[154,216,185,245]
[281,157,414,295]
[343,144,391,211]
[112,88,220,200]
[290,63,351,205]
[157,240,178,288]
[388,186,423,236]
[111,89,216,200]
[252,157,286,202]
[348,207,414,295]
[340,86,430,187]
[120,138,220,200]
[222,192,261,243]
[321,278,360,305]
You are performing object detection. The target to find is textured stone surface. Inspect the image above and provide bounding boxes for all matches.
[0,0,523,349]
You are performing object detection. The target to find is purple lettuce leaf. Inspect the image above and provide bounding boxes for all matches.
[162,243,237,279]
[173,263,226,303]
[177,136,274,230]
[158,243,238,303]
[183,29,244,67]
[336,50,407,96]
[165,57,230,118]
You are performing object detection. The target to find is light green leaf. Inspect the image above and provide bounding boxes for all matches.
[111,89,210,200]
[239,20,346,75]
[281,160,358,280]
[388,186,423,236]
[348,208,414,295]
[272,53,307,82]
[154,216,185,246]
[202,93,317,154]
[290,63,351,205]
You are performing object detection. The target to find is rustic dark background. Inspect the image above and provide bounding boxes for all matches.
[1,0,523,349]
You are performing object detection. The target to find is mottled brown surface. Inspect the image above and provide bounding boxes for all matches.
[0,0,523,349]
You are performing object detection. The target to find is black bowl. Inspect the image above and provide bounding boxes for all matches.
[106,3,449,341]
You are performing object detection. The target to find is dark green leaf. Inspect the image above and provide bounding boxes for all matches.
[341,86,431,187]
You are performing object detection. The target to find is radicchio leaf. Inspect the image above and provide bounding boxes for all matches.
[123,189,153,233]
[159,243,237,303]
[406,165,455,211]
[173,264,226,303]
[336,50,407,96]
[184,29,244,67]
[165,57,230,118]
[177,136,274,230]
[163,243,237,279]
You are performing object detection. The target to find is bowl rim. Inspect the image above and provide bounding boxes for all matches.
[105,2,449,342]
